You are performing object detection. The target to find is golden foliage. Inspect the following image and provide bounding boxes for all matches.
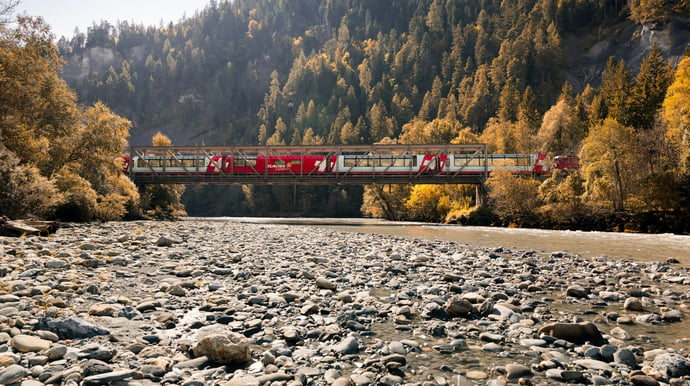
[152,131,173,146]
[486,171,542,217]
[0,16,137,220]
[663,56,690,174]
[579,118,640,211]
[404,184,472,222]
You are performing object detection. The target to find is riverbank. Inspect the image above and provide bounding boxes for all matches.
[461,210,690,235]
[1,220,689,385]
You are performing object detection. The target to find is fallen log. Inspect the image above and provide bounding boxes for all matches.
[0,216,59,237]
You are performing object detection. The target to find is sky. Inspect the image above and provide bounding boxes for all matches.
[17,0,211,39]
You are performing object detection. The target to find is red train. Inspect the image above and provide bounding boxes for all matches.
[124,153,579,176]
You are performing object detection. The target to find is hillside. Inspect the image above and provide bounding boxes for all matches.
[57,0,690,147]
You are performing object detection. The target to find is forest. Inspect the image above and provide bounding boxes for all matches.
[2,0,690,232]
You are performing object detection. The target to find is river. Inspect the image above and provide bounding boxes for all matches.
[199,217,690,265]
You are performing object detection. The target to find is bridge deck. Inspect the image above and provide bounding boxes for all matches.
[128,173,486,185]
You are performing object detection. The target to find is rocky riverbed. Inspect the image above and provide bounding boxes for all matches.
[1,220,689,386]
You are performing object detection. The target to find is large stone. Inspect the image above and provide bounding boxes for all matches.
[89,303,120,317]
[0,364,28,384]
[36,317,110,339]
[82,369,137,385]
[624,297,645,311]
[566,285,588,298]
[445,295,474,317]
[505,363,533,379]
[334,335,360,355]
[614,348,637,368]
[651,353,690,378]
[315,277,337,290]
[10,334,51,352]
[191,333,251,364]
[537,321,606,346]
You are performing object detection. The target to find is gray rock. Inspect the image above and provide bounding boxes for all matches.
[652,353,690,378]
[36,317,110,339]
[315,277,337,290]
[445,295,473,317]
[350,373,371,385]
[614,348,637,368]
[630,375,660,386]
[10,334,51,352]
[81,359,113,377]
[335,335,359,355]
[574,359,614,373]
[156,236,181,247]
[225,375,260,386]
[505,363,532,379]
[0,364,28,385]
[566,285,588,298]
[82,369,137,385]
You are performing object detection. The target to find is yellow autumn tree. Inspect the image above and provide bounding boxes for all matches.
[486,171,542,218]
[142,132,186,219]
[0,12,137,220]
[579,118,641,211]
[663,56,690,175]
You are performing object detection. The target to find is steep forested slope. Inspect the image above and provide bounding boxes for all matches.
[58,0,689,146]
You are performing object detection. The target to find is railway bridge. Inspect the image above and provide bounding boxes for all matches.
[127,144,489,185]
[126,144,492,205]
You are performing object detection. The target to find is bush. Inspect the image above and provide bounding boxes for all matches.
[0,146,60,219]
[53,168,98,221]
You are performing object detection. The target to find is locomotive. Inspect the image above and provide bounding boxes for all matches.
[124,153,579,176]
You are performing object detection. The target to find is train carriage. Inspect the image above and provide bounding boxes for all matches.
[225,155,328,175]
[125,151,573,177]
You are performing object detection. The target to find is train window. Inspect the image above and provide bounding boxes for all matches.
[343,157,357,167]
[454,155,483,167]
[379,157,393,167]
[273,160,285,165]
[139,158,162,168]
[181,159,200,168]
[235,157,257,167]
[289,160,301,166]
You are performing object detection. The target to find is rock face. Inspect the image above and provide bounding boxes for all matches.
[191,333,250,364]
[537,322,606,346]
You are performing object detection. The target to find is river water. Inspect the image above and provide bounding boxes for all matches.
[207,217,690,264]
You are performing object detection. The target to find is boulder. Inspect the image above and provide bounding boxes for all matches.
[652,353,690,378]
[537,321,606,346]
[191,333,250,364]
[445,295,474,317]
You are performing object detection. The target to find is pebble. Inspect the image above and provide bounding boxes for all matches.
[0,220,687,385]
